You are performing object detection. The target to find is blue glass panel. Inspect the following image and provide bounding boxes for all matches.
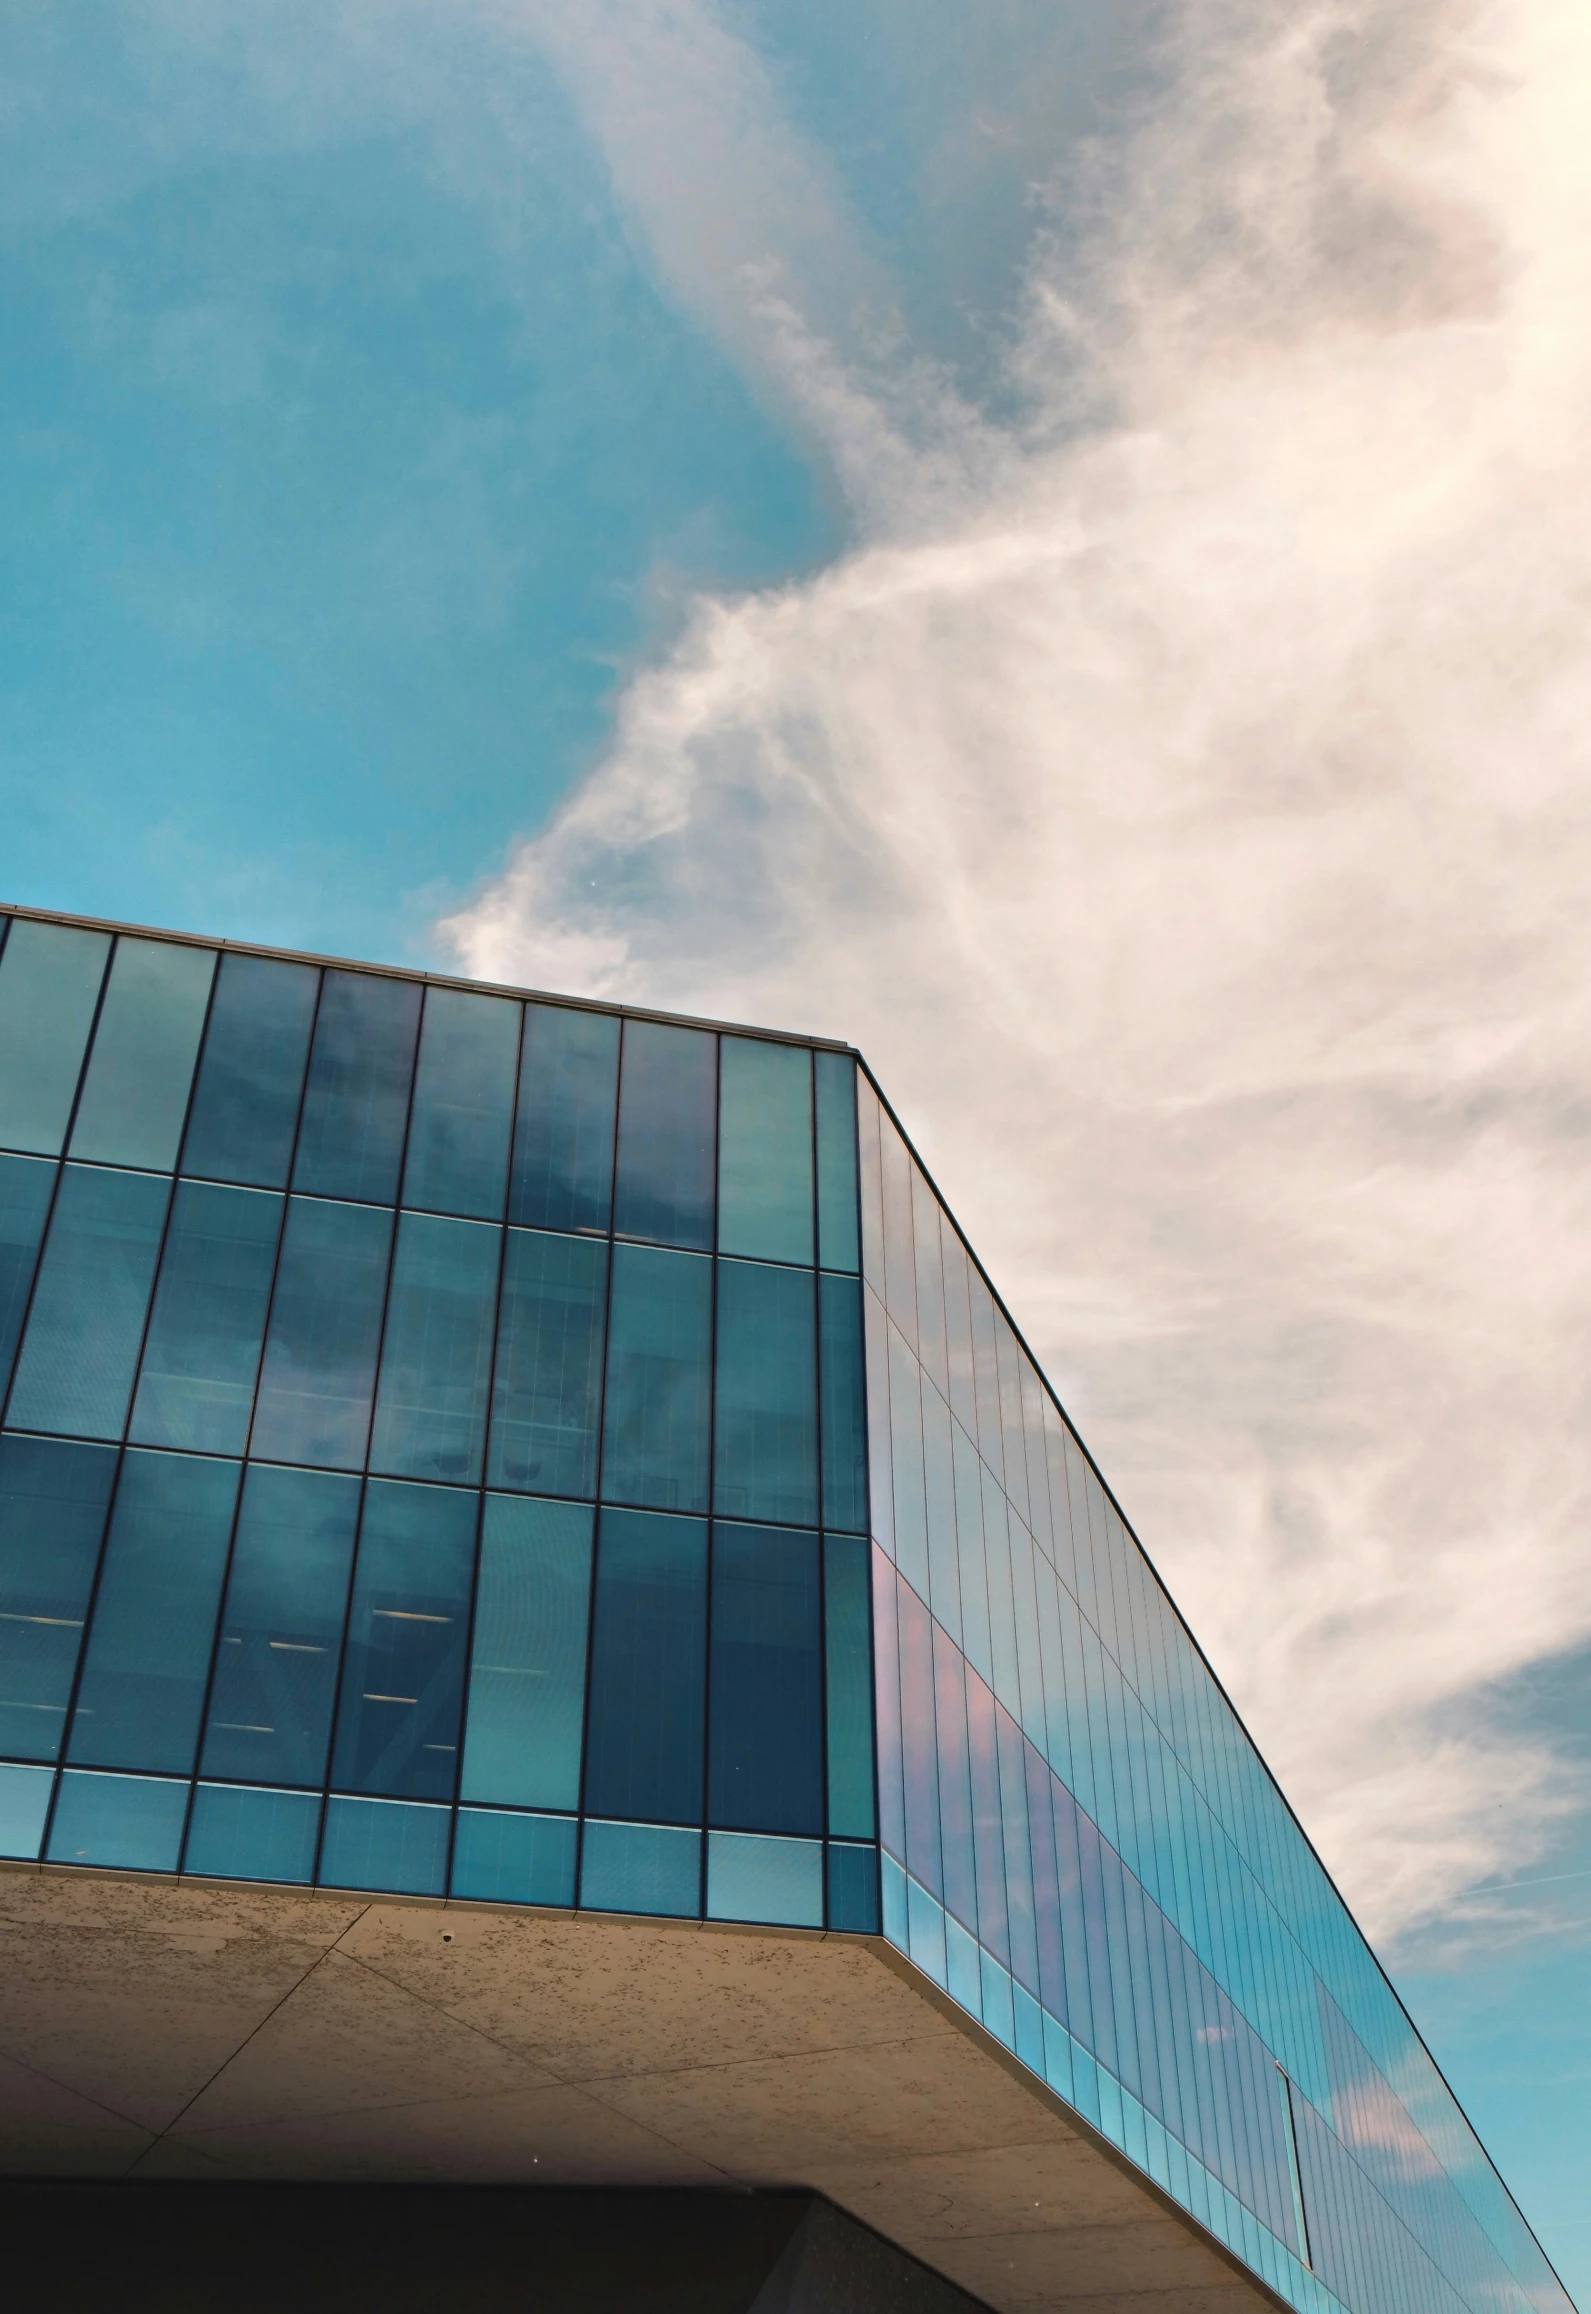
[600,1243,710,1512]
[6,1166,170,1441]
[708,1522,821,1836]
[856,1078,885,1295]
[69,938,215,1172]
[717,1037,812,1263]
[931,1620,976,1933]
[823,1533,875,1840]
[706,1829,823,1926]
[0,920,108,1156]
[612,1020,716,1251]
[579,1818,700,1917]
[862,1286,894,1560]
[67,1450,239,1775]
[293,970,421,1206]
[319,1794,449,1894]
[951,1422,991,1683]
[249,1198,394,1469]
[877,1115,918,1343]
[401,986,520,1221]
[814,1050,859,1274]
[713,1260,817,1526]
[180,953,319,1189]
[510,1003,619,1233]
[0,1435,117,1761]
[0,1761,53,1859]
[871,1543,905,1863]
[965,1663,1009,1966]
[47,1770,187,1872]
[200,1464,361,1787]
[128,1183,282,1454]
[452,1806,577,1906]
[487,1230,606,1498]
[911,1169,949,1399]
[968,1271,1005,1485]
[996,1700,1040,1997]
[995,1320,1031,1529]
[185,1783,320,1883]
[940,1230,978,1442]
[897,1575,942,1901]
[330,1478,476,1801]
[946,1911,982,2015]
[1023,1744,1067,2024]
[368,1212,500,1484]
[461,1495,593,1810]
[583,1507,706,1825]
[826,1841,881,1933]
[886,1321,928,1600]
[818,1272,866,1533]
[922,1381,959,1642]
[0,1154,54,1399]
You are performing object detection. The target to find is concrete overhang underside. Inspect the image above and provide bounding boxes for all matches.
[1,1865,1285,2314]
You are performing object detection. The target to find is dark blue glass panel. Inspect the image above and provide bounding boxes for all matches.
[708,1522,821,1835]
[818,1272,867,1534]
[612,1020,716,1251]
[180,953,319,1189]
[717,1038,812,1264]
[200,1464,361,1787]
[897,1576,942,1900]
[713,1260,817,1526]
[452,1807,577,1906]
[965,1663,1009,1966]
[6,1166,171,1441]
[293,970,422,1206]
[0,920,108,1156]
[68,938,214,1173]
[583,1507,706,1826]
[510,1004,619,1234]
[487,1231,606,1498]
[579,1817,700,1917]
[66,1449,240,1775]
[185,1783,320,1883]
[319,1794,449,1894]
[401,987,520,1221]
[0,1154,54,1400]
[368,1212,500,1484]
[826,1841,880,1933]
[461,1495,593,1810]
[249,1198,394,1470]
[600,1244,710,1512]
[47,1770,186,1872]
[128,1183,282,1454]
[329,1478,476,1801]
[931,1620,976,1932]
[0,1436,116,1762]
[814,1051,859,1274]
[823,1533,875,1840]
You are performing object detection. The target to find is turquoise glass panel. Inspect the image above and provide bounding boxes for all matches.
[401,986,520,1221]
[127,1182,282,1454]
[0,1153,55,1399]
[293,970,421,1206]
[487,1229,606,1498]
[0,1761,53,1859]
[180,952,319,1189]
[249,1197,394,1469]
[612,1020,715,1251]
[510,1004,619,1234]
[185,1783,320,1883]
[68,938,214,1171]
[461,1494,593,1810]
[319,1794,449,1895]
[827,1841,880,1933]
[600,1243,711,1512]
[823,1533,876,1840]
[368,1211,500,1484]
[6,1166,171,1440]
[712,1259,817,1526]
[706,1829,822,1926]
[814,1050,860,1273]
[717,1037,812,1263]
[46,1770,187,1872]
[708,1522,821,1836]
[0,1435,117,1761]
[0,920,108,1156]
[584,1508,706,1826]
[579,1818,699,1917]
[329,1478,475,1802]
[452,1807,577,1906]
[819,1271,867,1533]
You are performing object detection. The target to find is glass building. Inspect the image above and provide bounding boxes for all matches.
[0,905,1572,2314]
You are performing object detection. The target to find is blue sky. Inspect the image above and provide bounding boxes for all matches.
[5,1,1589,2298]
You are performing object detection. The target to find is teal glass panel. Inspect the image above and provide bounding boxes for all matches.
[200,1464,361,1787]
[584,1508,707,1825]
[706,1830,823,1926]
[509,1004,619,1234]
[0,1436,116,1761]
[612,1020,716,1251]
[128,1183,282,1454]
[452,1806,577,1906]
[369,1212,500,1484]
[66,1449,240,1775]
[712,1259,817,1526]
[319,1794,449,1894]
[249,1197,394,1469]
[293,970,422,1205]
[823,1534,875,1839]
[708,1523,821,1835]
[329,1478,475,1801]
[0,920,108,1156]
[180,953,319,1189]
[68,938,214,1171]
[6,1166,171,1440]
[856,1077,885,1295]
[46,1770,187,1872]
[818,1271,867,1533]
[717,1037,812,1264]
[487,1230,606,1498]
[579,1818,700,1917]
[461,1494,593,1810]
[826,1841,880,1933]
[814,1050,859,1274]
[600,1243,711,1512]
[0,1761,53,1859]
[401,986,520,1222]
[0,1153,54,1398]
[185,1783,320,1883]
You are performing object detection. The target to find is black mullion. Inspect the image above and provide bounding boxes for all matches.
[698,1031,723,1920]
[574,1012,629,1908]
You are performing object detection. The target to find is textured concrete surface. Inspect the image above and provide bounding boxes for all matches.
[0,1861,1282,2314]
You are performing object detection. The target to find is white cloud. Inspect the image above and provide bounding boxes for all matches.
[445,0,1591,1947]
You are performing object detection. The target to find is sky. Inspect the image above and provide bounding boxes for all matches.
[4,0,1589,2294]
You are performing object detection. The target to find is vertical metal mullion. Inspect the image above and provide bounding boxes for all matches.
[810,1049,830,1926]
[698,1030,723,1921]
[851,1062,885,1926]
[574,1011,628,1907]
